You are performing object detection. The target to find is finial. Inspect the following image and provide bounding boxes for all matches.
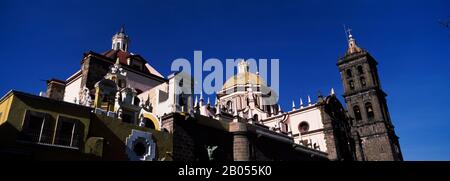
[330,88,335,95]
[120,25,125,34]
[278,104,282,115]
[200,92,204,101]
[216,104,221,115]
[300,98,304,108]
[194,96,198,107]
[292,100,296,111]
[317,90,324,102]
[347,28,352,39]
[307,95,312,105]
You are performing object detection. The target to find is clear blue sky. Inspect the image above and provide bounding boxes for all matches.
[1,0,449,160]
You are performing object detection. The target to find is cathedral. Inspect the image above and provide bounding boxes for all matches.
[0,27,403,161]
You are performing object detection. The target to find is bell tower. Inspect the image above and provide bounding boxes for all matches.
[337,28,403,161]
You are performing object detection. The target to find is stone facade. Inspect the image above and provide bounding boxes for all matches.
[230,122,250,161]
[46,79,65,101]
[161,112,328,161]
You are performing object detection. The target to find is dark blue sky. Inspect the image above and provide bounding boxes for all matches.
[1,0,449,160]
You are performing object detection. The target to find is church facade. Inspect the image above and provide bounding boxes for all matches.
[0,27,402,161]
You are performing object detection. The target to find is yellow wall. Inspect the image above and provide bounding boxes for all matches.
[16,108,91,143]
[3,93,91,144]
[0,93,14,125]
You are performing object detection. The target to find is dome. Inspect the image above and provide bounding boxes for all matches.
[221,72,266,90]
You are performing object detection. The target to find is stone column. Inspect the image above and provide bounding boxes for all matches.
[229,122,249,161]
[353,132,365,161]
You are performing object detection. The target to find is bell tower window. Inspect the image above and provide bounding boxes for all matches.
[346,69,353,78]
[349,80,355,90]
[226,101,233,112]
[365,102,374,119]
[358,65,364,75]
[353,106,362,122]
[360,77,366,87]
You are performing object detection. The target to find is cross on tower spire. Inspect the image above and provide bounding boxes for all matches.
[343,25,362,55]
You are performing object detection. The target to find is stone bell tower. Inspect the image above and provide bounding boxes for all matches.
[337,28,403,161]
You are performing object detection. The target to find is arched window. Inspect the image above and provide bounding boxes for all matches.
[357,65,364,75]
[298,122,309,134]
[144,118,156,129]
[226,101,233,112]
[349,80,355,90]
[253,114,259,122]
[178,94,185,107]
[353,105,362,121]
[346,69,353,78]
[365,102,374,119]
[134,97,140,106]
[360,77,366,87]
[266,105,272,115]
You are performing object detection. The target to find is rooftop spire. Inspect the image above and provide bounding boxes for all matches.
[195,95,199,104]
[307,95,312,106]
[119,25,125,34]
[344,26,362,55]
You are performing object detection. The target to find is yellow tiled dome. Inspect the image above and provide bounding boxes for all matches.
[222,72,266,90]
